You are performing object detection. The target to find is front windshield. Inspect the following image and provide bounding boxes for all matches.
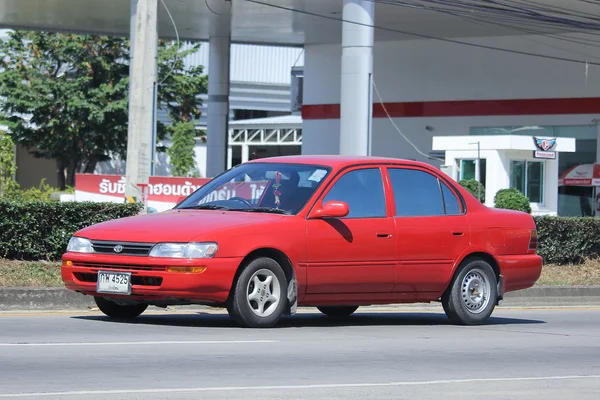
[177,163,331,215]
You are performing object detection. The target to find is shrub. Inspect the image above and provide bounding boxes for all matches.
[459,179,485,203]
[2,179,66,202]
[494,188,531,214]
[0,201,142,261]
[533,216,600,265]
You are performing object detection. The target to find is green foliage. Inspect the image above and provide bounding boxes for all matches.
[458,179,485,203]
[534,216,600,265]
[0,31,207,189]
[2,179,65,202]
[0,201,142,260]
[0,130,17,197]
[167,122,198,177]
[494,188,532,214]
[157,41,207,126]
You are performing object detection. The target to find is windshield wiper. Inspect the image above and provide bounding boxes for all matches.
[234,207,291,215]
[179,204,229,210]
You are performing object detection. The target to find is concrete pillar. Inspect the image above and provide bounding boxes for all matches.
[205,0,232,178]
[241,144,250,163]
[125,0,158,201]
[227,146,233,169]
[339,0,374,156]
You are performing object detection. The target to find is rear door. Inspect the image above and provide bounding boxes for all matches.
[384,166,471,295]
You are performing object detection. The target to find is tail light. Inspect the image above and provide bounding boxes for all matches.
[528,229,538,251]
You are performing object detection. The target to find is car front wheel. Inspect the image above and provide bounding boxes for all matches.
[94,296,148,319]
[228,257,288,328]
[441,258,498,325]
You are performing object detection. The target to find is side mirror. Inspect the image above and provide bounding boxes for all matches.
[314,200,349,219]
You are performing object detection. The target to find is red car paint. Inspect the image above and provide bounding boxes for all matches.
[61,155,542,308]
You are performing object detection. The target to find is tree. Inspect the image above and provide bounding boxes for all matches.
[157,41,207,176]
[0,129,18,197]
[0,31,207,189]
[167,121,198,177]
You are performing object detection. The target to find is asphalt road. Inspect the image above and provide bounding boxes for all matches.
[1,306,599,399]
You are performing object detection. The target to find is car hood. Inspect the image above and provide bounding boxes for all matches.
[76,209,287,243]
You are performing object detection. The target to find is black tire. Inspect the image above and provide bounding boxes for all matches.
[228,257,288,328]
[441,258,498,325]
[94,296,148,319]
[317,306,359,317]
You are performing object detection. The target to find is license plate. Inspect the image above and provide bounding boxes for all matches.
[97,271,132,295]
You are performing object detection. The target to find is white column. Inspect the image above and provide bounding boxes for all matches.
[227,146,233,169]
[205,0,232,178]
[339,0,374,156]
[241,144,250,163]
[125,0,158,200]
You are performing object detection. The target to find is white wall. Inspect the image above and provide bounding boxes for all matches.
[302,33,600,163]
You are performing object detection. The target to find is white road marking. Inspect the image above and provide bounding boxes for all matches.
[1,375,599,398]
[0,340,277,347]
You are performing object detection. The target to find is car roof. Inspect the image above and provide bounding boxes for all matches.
[246,155,434,169]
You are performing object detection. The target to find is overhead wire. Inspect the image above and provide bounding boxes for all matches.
[243,0,600,67]
[372,78,445,162]
[372,0,600,59]
[243,0,600,161]
[158,0,180,85]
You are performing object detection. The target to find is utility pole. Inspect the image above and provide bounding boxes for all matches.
[125,0,158,211]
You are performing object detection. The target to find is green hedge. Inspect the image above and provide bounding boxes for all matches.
[0,201,142,261]
[534,216,600,265]
[1,200,600,266]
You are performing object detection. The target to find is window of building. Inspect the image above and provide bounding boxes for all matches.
[323,168,386,218]
[388,168,462,217]
[509,160,544,203]
[457,158,487,188]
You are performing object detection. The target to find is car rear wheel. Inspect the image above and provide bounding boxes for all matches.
[317,306,359,318]
[228,257,288,328]
[441,258,498,325]
[94,296,148,319]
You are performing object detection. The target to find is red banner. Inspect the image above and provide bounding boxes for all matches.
[75,174,211,211]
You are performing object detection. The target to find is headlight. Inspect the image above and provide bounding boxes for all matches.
[67,236,93,253]
[149,242,218,258]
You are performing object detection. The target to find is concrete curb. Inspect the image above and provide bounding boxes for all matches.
[2,286,600,312]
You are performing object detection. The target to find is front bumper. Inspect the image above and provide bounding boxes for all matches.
[61,252,243,304]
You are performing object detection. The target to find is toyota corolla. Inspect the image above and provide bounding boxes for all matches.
[61,155,542,328]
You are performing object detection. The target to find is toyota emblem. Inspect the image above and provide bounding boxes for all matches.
[113,245,124,253]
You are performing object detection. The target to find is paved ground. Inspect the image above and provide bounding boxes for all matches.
[1,306,600,399]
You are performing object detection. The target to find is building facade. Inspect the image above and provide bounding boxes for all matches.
[300,34,600,216]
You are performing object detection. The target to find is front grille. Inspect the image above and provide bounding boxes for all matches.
[91,240,154,256]
[73,272,163,287]
[76,262,166,272]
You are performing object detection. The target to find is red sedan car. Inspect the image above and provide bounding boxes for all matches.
[62,155,542,328]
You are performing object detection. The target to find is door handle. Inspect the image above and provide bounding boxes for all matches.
[452,231,464,236]
[377,233,392,238]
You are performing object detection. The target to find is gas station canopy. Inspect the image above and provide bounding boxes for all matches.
[0,0,591,45]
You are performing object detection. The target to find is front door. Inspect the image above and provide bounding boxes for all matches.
[385,166,471,294]
[305,167,397,294]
